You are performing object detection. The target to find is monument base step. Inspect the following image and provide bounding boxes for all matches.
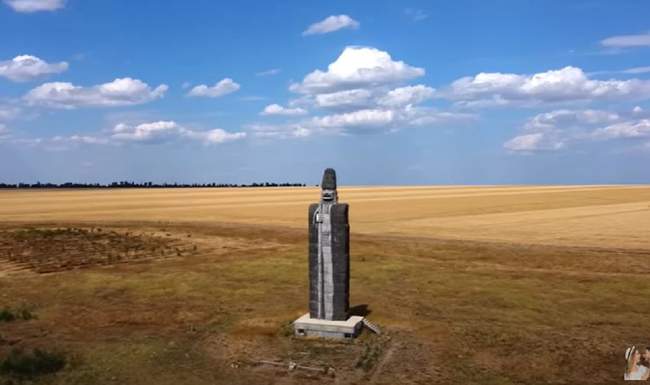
[293,313,364,340]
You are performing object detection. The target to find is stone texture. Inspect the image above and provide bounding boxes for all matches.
[307,168,350,321]
[321,168,337,190]
[293,313,363,339]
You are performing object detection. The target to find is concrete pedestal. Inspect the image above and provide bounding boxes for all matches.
[293,313,364,340]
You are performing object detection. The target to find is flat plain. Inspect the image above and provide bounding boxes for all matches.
[1,185,649,384]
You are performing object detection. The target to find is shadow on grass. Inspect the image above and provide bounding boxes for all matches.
[350,304,372,317]
[0,348,66,379]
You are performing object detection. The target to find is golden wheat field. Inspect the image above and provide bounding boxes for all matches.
[2,185,649,248]
[1,185,650,385]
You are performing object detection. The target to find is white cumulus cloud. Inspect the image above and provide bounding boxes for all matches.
[111,121,183,143]
[111,121,245,145]
[24,78,168,109]
[248,123,312,139]
[505,109,621,152]
[592,119,650,139]
[378,85,435,107]
[503,133,562,152]
[303,15,359,36]
[3,0,64,12]
[314,89,373,109]
[505,108,650,153]
[257,46,468,137]
[260,104,307,116]
[444,66,650,107]
[187,78,240,98]
[310,107,473,132]
[290,46,424,94]
[0,55,68,82]
[53,134,109,145]
[200,128,247,144]
[311,109,396,129]
[524,109,621,131]
[251,106,473,138]
[8,120,246,149]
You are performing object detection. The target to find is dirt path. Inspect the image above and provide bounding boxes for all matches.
[367,340,397,384]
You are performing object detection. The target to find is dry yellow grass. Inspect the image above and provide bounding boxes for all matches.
[2,185,649,248]
[1,185,650,384]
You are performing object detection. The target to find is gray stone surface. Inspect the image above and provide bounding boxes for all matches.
[308,168,350,321]
[321,168,337,190]
[293,313,363,340]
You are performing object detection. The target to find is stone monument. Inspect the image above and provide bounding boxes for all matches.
[294,168,364,339]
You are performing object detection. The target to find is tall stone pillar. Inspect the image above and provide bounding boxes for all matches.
[294,168,363,339]
[308,168,350,321]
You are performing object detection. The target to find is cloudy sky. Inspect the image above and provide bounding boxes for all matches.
[1,0,650,184]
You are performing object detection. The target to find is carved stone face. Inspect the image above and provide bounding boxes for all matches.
[321,169,336,187]
[320,168,338,203]
[321,188,337,202]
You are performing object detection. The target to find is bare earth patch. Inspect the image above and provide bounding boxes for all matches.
[0,227,190,273]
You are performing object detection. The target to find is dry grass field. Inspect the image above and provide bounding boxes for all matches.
[1,185,650,384]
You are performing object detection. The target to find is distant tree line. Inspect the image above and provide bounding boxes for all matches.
[0,181,307,189]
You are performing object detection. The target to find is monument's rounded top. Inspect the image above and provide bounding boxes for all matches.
[321,168,337,190]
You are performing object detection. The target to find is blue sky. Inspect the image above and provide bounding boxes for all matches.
[1,0,649,185]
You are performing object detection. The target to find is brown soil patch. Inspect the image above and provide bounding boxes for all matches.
[0,226,190,273]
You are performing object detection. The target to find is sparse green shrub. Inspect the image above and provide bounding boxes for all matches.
[0,308,16,322]
[279,321,294,337]
[0,348,66,378]
[17,308,34,321]
[0,307,36,322]
[355,342,382,371]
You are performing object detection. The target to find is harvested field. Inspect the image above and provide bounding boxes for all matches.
[1,185,649,384]
[1,185,648,249]
[0,227,190,273]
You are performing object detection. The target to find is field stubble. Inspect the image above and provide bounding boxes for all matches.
[0,185,649,384]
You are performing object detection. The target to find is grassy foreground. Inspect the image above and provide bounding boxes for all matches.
[1,219,648,384]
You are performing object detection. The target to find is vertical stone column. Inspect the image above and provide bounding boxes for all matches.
[308,168,350,321]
